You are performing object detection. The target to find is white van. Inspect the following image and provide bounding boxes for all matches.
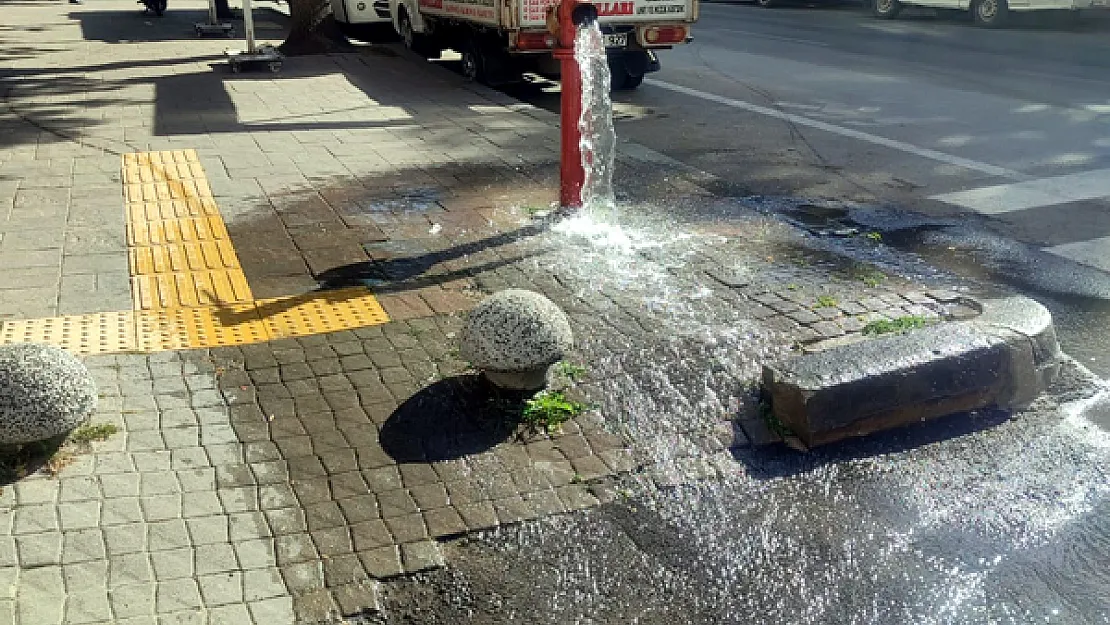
[871,0,1108,27]
[332,0,395,34]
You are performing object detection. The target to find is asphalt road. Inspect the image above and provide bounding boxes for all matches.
[496,2,1110,375]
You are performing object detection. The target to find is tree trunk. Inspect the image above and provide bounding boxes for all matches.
[281,0,351,55]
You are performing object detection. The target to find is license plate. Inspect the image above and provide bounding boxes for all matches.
[603,33,627,48]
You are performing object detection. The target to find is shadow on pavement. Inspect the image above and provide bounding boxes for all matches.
[732,407,1012,479]
[379,374,524,463]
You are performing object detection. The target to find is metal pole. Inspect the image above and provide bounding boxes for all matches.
[207,0,218,25]
[242,0,256,53]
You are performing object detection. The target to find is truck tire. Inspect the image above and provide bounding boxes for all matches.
[871,0,901,18]
[461,42,488,84]
[399,9,440,58]
[608,53,646,91]
[972,0,1009,26]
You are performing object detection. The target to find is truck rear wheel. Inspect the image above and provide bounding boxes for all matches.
[461,42,488,84]
[871,0,901,18]
[399,10,440,58]
[972,0,1009,26]
[608,54,647,91]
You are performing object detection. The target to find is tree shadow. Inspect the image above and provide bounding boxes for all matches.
[732,407,1012,479]
[316,222,548,290]
[379,374,531,463]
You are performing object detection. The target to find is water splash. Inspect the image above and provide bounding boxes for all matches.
[575,22,618,216]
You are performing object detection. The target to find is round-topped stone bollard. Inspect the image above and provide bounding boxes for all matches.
[460,289,574,391]
[0,343,97,445]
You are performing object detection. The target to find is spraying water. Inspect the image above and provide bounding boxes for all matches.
[574,22,618,215]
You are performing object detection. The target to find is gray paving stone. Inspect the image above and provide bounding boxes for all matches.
[61,560,108,594]
[17,567,64,624]
[110,584,155,619]
[401,540,444,573]
[64,588,113,624]
[198,572,243,607]
[242,568,287,602]
[15,479,60,504]
[248,596,294,624]
[59,501,101,531]
[109,553,154,588]
[359,545,404,579]
[104,524,147,556]
[233,538,274,570]
[158,610,206,625]
[217,487,259,513]
[59,477,100,502]
[195,542,239,576]
[384,513,428,544]
[175,467,215,492]
[100,498,144,526]
[155,579,203,613]
[181,492,223,519]
[147,519,191,552]
[281,561,324,594]
[99,473,140,498]
[150,548,194,581]
[14,504,59,534]
[16,532,62,567]
[140,495,182,522]
[265,508,308,536]
[132,451,172,473]
[186,516,229,546]
[62,528,106,564]
[94,453,135,474]
[208,603,252,625]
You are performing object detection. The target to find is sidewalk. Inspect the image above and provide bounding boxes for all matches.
[0,1,970,623]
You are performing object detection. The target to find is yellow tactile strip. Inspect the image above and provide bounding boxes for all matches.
[0,287,390,356]
[0,150,392,355]
[123,149,253,311]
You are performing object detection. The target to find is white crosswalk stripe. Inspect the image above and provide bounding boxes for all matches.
[1045,237,1110,274]
[929,168,1110,274]
[929,167,1110,215]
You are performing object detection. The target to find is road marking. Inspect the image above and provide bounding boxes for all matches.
[929,168,1110,214]
[1046,236,1110,274]
[644,79,1024,180]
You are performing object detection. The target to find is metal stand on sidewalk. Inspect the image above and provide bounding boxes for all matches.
[224,0,283,73]
[195,0,235,37]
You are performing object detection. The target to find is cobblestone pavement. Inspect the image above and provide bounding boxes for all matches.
[0,1,976,623]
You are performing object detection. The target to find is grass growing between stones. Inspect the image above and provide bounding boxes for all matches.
[521,391,586,435]
[68,423,119,445]
[863,315,932,336]
[555,361,587,382]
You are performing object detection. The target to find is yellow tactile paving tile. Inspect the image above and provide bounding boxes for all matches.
[0,312,139,356]
[122,149,199,168]
[123,162,207,185]
[128,240,242,276]
[127,198,221,223]
[131,270,254,310]
[126,215,230,247]
[135,305,269,351]
[124,179,214,204]
[257,288,391,339]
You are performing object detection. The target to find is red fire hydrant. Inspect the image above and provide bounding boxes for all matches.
[548,0,598,209]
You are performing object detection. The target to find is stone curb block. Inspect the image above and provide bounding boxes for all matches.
[759,295,1062,449]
